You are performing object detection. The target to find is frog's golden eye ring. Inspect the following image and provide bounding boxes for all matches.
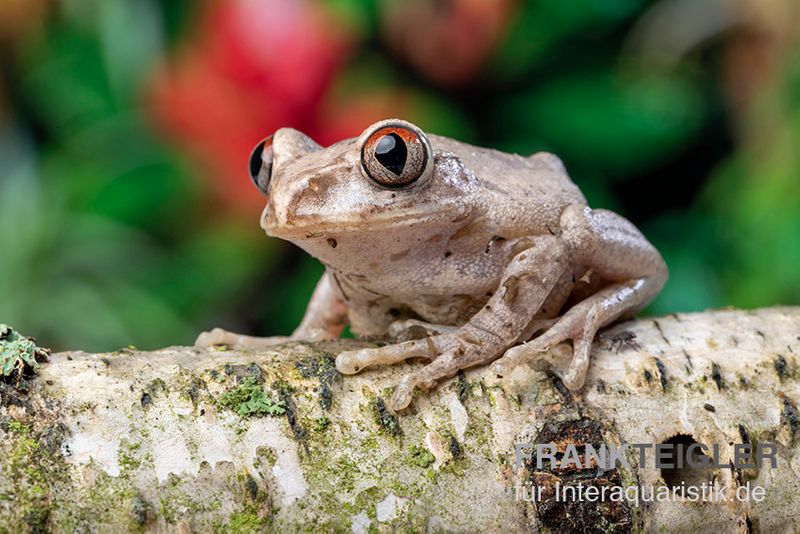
[361,125,430,188]
[249,135,273,196]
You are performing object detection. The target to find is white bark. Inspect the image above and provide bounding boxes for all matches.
[1,307,799,532]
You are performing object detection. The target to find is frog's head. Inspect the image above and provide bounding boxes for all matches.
[251,119,478,267]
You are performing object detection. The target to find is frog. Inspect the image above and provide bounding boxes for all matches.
[196,119,668,411]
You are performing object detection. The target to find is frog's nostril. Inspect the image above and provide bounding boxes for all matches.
[249,136,274,195]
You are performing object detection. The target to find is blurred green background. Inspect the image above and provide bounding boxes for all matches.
[0,0,797,352]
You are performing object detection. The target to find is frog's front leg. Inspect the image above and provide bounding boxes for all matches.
[195,270,348,348]
[491,205,668,390]
[337,235,571,410]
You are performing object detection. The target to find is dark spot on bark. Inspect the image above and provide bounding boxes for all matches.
[295,354,340,410]
[782,398,799,436]
[327,238,337,248]
[373,397,400,436]
[185,377,207,407]
[100,357,110,367]
[456,370,469,402]
[37,423,69,455]
[550,373,574,404]
[528,417,632,533]
[140,393,151,407]
[244,473,259,500]
[449,436,461,458]
[711,363,724,390]
[595,379,606,394]
[655,358,667,391]
[755,330,765,339]
[643,369,653,384]
[738,424,750,445]
[224,364,233,375]
[682,349,693,371]
[275,381,307,447]
[745,515,757,533]
[388,308,400,317]
[652,319,670,346]
[703,403,716,412]
[774,355,788,380]
[247,363,265,383]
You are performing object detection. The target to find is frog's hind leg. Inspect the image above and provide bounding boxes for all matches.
[491,205,667,390]
[491,279,656,389]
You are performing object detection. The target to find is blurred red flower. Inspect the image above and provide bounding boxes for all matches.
[382,0,517,87]
[148,0,355,211]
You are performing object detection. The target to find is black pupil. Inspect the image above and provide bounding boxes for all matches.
[249,140,265,180]
[374,133,407,175]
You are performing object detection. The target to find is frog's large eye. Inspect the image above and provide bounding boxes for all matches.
[361,125,430,187]
[249,135,273,196]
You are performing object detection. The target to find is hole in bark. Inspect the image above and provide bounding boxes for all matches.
[659,434,715,492]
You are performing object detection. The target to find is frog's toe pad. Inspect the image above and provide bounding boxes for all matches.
[335,350,369,374]
[195,328,230,348]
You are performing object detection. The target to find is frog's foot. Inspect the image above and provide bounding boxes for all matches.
[195,328,290,349]
[490,280,650,390]
[387,319,457,341]
[336,331,496,410]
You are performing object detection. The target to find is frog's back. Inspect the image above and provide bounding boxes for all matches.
[429,135,587,233]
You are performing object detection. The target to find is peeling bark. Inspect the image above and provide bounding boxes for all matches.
[0,307,799,532]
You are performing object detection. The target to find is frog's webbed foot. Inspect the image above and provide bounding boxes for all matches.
[195,328,291,349]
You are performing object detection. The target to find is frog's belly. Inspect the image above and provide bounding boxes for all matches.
[345,265,586,329]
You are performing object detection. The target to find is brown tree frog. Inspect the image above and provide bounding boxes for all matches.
[196,119,668,411]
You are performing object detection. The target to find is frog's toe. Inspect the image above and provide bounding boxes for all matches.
[561,335,592,391]
[490,345,532,376]
[336,339,432,375]
[491,320,576,376]
[335,349,369,374]
[195,328,230,348]
[390,375,417,411]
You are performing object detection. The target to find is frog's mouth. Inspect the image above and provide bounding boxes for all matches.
[263,210,461,240]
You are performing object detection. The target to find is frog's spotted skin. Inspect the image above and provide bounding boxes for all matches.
[196,119,668,411]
